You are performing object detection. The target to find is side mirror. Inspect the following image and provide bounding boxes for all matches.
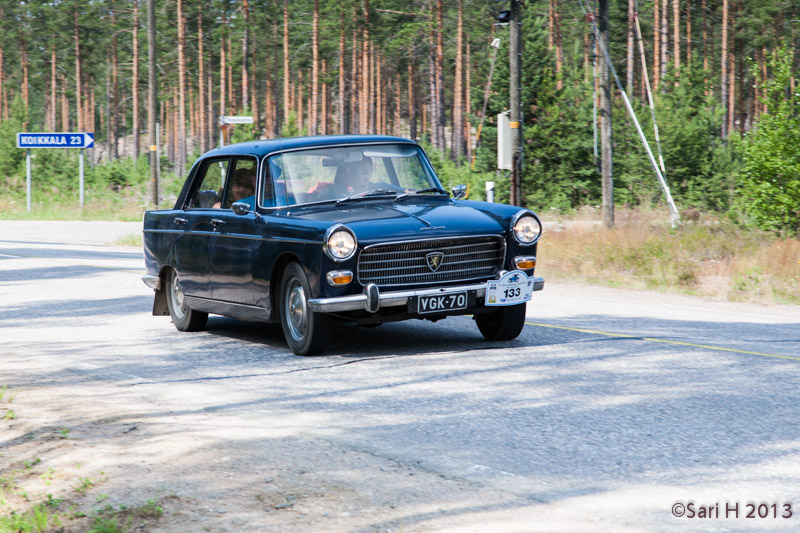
[232,202,252,216]
[452,184,467,200]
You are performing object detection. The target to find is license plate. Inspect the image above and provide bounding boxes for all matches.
[485,270,534,306]
[417,292,468,314]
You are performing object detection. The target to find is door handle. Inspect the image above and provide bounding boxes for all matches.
[174,217,188,225]
[211,218,226,227]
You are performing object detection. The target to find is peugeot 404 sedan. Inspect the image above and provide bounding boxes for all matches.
[142,135,544,355]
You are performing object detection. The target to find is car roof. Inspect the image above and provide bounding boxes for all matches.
[201,135,419,158]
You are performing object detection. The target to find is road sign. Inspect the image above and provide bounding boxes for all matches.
[17,132,94,149]
[220,115,254,125]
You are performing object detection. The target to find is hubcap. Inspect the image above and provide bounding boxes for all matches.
[170,272,186,319]
[285,278,307,342]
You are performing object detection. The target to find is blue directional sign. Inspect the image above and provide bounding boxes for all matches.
[17,132,94,149]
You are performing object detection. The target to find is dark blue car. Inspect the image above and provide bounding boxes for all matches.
[142,135,544,355]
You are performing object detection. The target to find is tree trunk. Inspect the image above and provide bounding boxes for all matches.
[50,43,57,131]
[242,0,250,111]
[177,0,186,172]
[408,57,416,140]
[660,0,668,86]
[220,32,227,120]
[351,26,358,132]
[198,7,205,153]
[685,2,691,67]
[321,58,328,135]
[673,0,680,84]
[452,0,463,160]
[111,0,119,160]
[654,0,660,93]
[61,76,69,130]
[702,0,709,95]
[465,43,472,163]
[361,1,370,134]
[721,0,728,137]
[554,0,563,90]
[435,0,445,150]
[74,9,83,132]
[338,15,345,134]
[19,28,29,122]
[283,2,290,127]
[310,0,319,135]
[133,0,140,158]
[727,2,735,136]
[627,0,634,93]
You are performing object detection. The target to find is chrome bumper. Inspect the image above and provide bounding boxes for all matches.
[308,276,545,313]
[142,274,161,290]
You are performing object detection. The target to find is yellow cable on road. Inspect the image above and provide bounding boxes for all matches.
[525,321,800,361]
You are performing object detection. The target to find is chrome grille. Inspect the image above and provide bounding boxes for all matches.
[357,236,505,287]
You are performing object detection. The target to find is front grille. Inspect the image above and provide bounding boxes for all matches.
[357,236,505,287]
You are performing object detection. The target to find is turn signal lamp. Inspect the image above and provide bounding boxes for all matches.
[326,270,354,286]
[514,256,536,270]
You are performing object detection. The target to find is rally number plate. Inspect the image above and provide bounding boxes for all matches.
[485,270,534,306]
[417,292,468,314]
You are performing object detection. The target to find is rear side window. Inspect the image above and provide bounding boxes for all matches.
[188,158,229,208]
[221,157,258,209]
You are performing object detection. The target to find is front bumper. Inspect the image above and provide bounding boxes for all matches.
[308,275,545,313]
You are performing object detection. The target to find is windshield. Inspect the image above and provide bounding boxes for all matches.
[264,144,441,207]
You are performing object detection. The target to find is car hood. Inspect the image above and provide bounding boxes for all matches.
[293,201,508,244]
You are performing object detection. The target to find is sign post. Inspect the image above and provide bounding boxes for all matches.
[17,133,94,211]
[218,116,254,147]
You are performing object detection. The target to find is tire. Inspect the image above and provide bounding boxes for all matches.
[475,303,527,341]
[280,262,332,356]
[165,269,208,332]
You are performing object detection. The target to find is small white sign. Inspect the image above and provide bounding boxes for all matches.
[220,115,254,125]
[485,270,533,306]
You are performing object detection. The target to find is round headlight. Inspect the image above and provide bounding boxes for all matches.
[513,214,541,244]
[326,229,356,260]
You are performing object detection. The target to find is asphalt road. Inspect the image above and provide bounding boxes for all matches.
[2,220,800,531]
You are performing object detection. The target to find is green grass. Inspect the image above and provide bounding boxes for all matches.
[114,233,143,247]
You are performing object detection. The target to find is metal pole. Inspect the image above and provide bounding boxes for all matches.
[79,148,85,208]
[599,0,614,228]
[26,149,31,213]
[486,181,495,203]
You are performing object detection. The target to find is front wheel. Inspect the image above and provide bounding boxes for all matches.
[280,262,332,356]
[165,269,208,332]
[475,303,526,341]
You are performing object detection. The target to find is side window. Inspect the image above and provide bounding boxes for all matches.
[188,158,229,208]
[222,157,258,209]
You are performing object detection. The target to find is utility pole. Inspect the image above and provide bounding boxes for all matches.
[147,0,158,206]
[598,0,613,227]
[509,0,523,206]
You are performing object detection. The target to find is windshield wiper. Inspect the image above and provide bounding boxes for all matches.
[335,189,398,205]
[395,187,449,201]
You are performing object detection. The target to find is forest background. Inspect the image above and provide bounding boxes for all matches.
[0,0,798,231]
[0,0,797,303]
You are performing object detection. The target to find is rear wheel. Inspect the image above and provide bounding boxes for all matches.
[475,303,526,341]
[165,269,208,332]
[280,262,332,356]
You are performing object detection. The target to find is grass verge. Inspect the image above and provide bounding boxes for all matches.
[540,209,800,305]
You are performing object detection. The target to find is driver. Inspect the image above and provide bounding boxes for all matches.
[338,157,374,194]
